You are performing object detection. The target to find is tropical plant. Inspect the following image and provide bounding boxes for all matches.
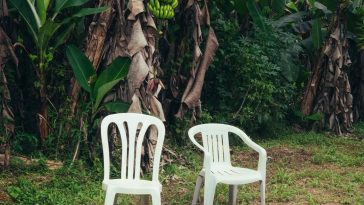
[8,0,109,142]
[65,45,131,118]
[204,10,303,133]
[299,0,361,134]
[65,45,131,163]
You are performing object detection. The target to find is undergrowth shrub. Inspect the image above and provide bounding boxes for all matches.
[203,8,304,135]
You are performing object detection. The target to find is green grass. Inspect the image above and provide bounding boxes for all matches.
[1,123,364,204]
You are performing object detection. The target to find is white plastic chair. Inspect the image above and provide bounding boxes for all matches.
[100,113,165,205]
[188,124,267,205]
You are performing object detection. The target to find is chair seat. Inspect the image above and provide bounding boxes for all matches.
[208,166,263,184]
[102,179,162,195]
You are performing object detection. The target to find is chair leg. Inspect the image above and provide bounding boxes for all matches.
[151,191,161,205]
[260,180,266,205]
[228,185,238,205]
[192,174,204,205]
[104,189,116,205]
[204,177,216,205]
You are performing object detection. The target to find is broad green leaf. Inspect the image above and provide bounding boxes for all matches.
[234,0,247,16]
[317,0,338,11]
[36,0,47,24]
[311,19,323,49]
[66,45,95,93]
[63,0,89,9]
[314,2,332,14]
[53,23,76,49]
[104,101,130,113]
[260,0,269,8]
[54,0,89,13]
[45,0,50,8]
[286,2,299,12]
[273,11,307,28]
[93,57,130,98]
[93,79,122,112]
[293,110,305,119]
[53,0,90,20]
[61,7,109,25]
[71,7,110,18]
[54,0,68,13]
[246,0,266,31]
[38,20,61,51]
[306,112,322,121]
[308,0,316,8]
[9,0,41,41]
[92,56,131,111]
[271,0,285,15]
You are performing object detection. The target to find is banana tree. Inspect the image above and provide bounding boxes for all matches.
[8,0,109,142]
[66,44,130,162]
[66,45,131,117]
[299,0,363,134]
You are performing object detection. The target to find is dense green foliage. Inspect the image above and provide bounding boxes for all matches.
[66,45,131,114]
[203,9,303,134]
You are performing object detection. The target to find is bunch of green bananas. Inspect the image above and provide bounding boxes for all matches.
[147,0,178,19]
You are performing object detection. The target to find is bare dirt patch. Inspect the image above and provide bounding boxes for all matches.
[0,190,11,203]
[230,145,313,168]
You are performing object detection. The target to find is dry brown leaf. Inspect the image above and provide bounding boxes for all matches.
[128,20,148,56]
[127,52,149,96]
[127,0,145,20]
[184,29,219,108]
[311,20,353,134]
[128,94,143,113]
[149,95,165,121]
[0,0,8,17]
[186,0,194,9]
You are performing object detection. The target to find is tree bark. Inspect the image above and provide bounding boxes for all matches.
[301,14,339,116]
[301,52,326,115]
[301,5,353,134]
[0,0,17,167]
[38,69,49,143]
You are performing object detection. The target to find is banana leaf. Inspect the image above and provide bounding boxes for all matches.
[246,0,266,31]
[93,56,131,111]
[311,19,323,49]
[66,45,95,93]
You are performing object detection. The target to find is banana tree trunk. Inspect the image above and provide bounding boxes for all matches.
[301,4,353,134]
[301,50,326,116]
[0,0,17,168]
[38,69,49,143]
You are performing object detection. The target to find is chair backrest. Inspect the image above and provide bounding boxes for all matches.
[188,124,233,167]
[101,113,165,182]
[189,123,260,167]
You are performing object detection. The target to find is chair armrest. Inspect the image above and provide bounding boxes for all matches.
[257,147,267,178]
[188,129,213,170]
[229,126,267,177]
